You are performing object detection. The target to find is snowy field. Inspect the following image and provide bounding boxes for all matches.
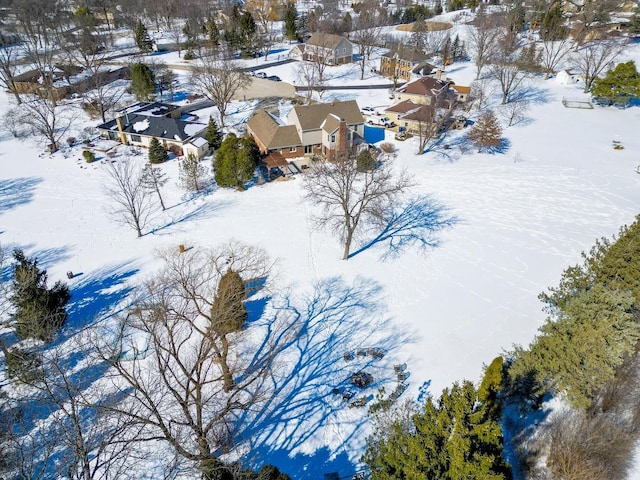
[2,26,640,478]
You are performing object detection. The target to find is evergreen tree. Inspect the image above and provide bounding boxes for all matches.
[435,1,443,15]
[517,43,541,72]
[11,250,71,341]
[205,117,223,151]
[240,11,257,58]
[211,268,247,335]
[452,34,460,61]
[134,19,152,52]
[179,153,208,192]
[130,62,155,101]
[363,379,511,480]
[591,60,640,106]
[468,111,504,153]
[410,17,428,52]
[204,15,220,48]
[141,164,168,210]
[214,134,259,189]
[356,149,377,172]
[148,137,168,164]
[283,3,298,41]
[630,13,640,35]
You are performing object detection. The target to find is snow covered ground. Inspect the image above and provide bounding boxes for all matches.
[2,26,640,478]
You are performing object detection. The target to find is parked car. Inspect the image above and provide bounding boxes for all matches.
[360,106,378,116]
[367,115,395,128]
[254,71,267,78]
[267,75,281,82]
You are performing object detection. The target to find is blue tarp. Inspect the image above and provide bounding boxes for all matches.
[363,124,385,144]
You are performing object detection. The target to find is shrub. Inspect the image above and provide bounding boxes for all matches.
[6,347,44,384]
[183,50,195,60]
[379,142,395,154]
[168,144,182,156]
[149,137,169,164]
[83,150,96,163]
[66,137,76,147]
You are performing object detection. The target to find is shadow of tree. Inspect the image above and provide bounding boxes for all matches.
[349,196,458,260]
[63,262,139,333]
[148,200,231,236]
[236,277,411,479]
[0,177,43,215]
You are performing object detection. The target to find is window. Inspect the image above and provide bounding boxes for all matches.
[343,47,346,54]
[130,134,141,143]
[304,145,313,154]
[330,134,336,143]
[108,131,119,141]
[289,146,297,153]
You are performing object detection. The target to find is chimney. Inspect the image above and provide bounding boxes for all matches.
[337,119,348,154]
[115,116,127,145]
[435,69,442,80]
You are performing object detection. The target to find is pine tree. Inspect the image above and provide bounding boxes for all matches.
[211,268,247,335]
[134,19,152,52]
[130,62,155,101]
[179,153,208,192]
[435,0,443,15]
[468,111,504,153]
[214,134,259,189]
[204,15,220,48]
[148,137,168,164]
[141,164,168,210]
[452,34,460,61]
[240,11,257,58]
[11,250,71,341]
[205,117,222,151]
[363,379,511,480]
[591,60,640,106]
[356,149,377,172]
[283,3,298,41]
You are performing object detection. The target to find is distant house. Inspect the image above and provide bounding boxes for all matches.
[247,99,364,162]
[384,100,449,136]
[96,102,209,158]
[379,46,432,81]
[450,84,471,103]
[304,33,353,65]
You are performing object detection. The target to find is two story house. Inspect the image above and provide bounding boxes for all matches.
[303,33,353,65]
[379,46,433,82]
[247,100,364,162]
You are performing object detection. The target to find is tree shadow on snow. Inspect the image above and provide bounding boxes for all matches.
[0,177,43,215]
[148,199,232,236]
[349,195,458,260]
[234,276,412,480]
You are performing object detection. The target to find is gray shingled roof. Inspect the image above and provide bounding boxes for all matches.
[97,114,206,142]
[306,32,350,49]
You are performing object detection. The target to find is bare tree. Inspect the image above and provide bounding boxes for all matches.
[304,154,413,259]
[190,58,250,127]
[572,39,625,93]
[411,99,455,155]
[245,0,280,59]
[103,158,156,237]
[352,12,384,80]
[487,30,528,104]
[91,244,285,477]
[499,97,530,127]
[468,11,501,80]
[142,163,168,210]
[0,34,23,104]
[539,35,571,79]
[469,78,495,113]
[295,60,323,102]
[179,153,209,192]
[16,94,76,152]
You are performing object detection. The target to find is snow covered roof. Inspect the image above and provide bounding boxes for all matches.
[190,137,208,148]
[97,114,206,142]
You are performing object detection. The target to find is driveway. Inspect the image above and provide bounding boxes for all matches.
[233,77,296,100]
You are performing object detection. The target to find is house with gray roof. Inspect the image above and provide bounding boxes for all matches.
[304,33,353,65]
[96,102,209,158]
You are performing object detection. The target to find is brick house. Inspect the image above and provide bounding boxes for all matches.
[247,100,364,161]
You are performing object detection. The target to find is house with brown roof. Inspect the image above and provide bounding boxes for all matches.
[247,100,364,162]
[304,33,353,65]
[393,74,451,106]
[379,46,432,81]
